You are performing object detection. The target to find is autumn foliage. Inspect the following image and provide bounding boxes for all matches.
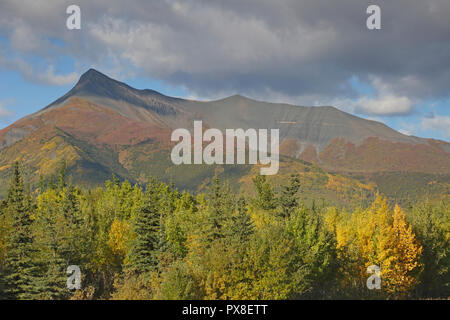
[0,163,448,300]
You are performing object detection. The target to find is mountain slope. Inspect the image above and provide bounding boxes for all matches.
[0,68,448,203]
[176,94,450,173]
[178,94,424,150]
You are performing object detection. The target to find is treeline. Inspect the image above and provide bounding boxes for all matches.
[0,162,448,300]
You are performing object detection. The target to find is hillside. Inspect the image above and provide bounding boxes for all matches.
[0,69,448,204]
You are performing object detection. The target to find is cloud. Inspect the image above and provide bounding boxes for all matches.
[35,65,79,86]
[356,95,413,116]
[421,115,450,139]
[0,49,78,86]
[0,0,450,112]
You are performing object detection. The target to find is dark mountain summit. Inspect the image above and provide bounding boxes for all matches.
[40,69,180,120]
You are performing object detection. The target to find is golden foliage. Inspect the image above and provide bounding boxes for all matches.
[332,195,422,298]
[108,219,133,262]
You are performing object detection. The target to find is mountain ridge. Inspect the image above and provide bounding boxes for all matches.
[2,69,448,156]
[0,68,448,202]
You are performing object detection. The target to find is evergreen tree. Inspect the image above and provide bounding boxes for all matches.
[60,182,83,266]
[230,197,254,243]
[38,175,46,193]
[34,197,68,300]
[112,174,120,187]
[210,175,235,215]
[252,175,277,211]
[288,205,337,298]
[408,201,449,298]
[280,174,301,218]
[157,182,179,256]
[4,162,39,299]
[57,160,67,190]
[0,202,8,299]
[205,176,234,242]
[126,177,161,275]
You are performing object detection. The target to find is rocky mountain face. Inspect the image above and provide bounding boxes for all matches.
[0,69,448,203]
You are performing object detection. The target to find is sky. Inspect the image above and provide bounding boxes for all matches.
[0,0,449,141]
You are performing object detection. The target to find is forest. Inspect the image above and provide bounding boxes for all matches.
[0,161,448,300]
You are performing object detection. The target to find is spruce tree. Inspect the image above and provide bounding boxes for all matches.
[280,174,301,218]
[59,177,83,267]
[57,160,67,190]
[0,204,7,299]
[38,175,46,193]
[34,205,68,300]
[252,175,277,211]
[126,178,161,275]
[206,176,234,241]
[4,162,39,299]
[231,197,254,243]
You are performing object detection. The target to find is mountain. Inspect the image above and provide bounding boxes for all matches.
[0,69,448,204]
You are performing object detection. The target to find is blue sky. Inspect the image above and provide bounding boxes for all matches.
[0,1,449,141]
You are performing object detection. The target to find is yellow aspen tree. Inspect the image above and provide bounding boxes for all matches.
[354,196,392,288]
[108,218,133,265]
[381,205,422,298]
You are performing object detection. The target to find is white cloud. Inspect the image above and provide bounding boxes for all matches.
[421,115,450,139]
[356,95,413,116]
[0,51,78,86]
[35,65,79,86]
[350,76,415,116]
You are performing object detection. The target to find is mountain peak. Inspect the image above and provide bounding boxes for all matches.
[36,68,180,119]
[67,68,141,101]
[80,68,106,78]
[76,68,119,87]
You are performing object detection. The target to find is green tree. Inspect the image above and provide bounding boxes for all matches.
[125,178,161,275]
[3,162,39,299]
[34,189,68,299]
[203,176,235,242]
[287,205,337,298]
[60,182,84,265]
[57,160,67,190]
[0,201,10,299]
[165,192,196,259]
[279,174,301,218]
[252,175,277,211]
[228,197,254,243]
[156,260,202,299]
[240,225,308,299]
[408,201,449,298]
